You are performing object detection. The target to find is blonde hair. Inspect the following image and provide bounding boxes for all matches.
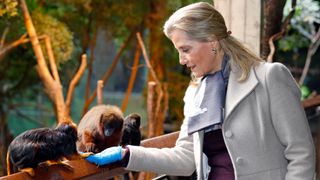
[163,2,263,81]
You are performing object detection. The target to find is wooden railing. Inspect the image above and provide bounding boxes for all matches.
[0,132,179,180]
[302,95,320,110]
[1,95,319,180]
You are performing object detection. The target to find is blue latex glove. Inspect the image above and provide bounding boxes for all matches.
[85,146,122,166]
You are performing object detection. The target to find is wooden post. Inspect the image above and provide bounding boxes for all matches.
[82,32,134,115]
[97,80,104,105]
[147,81,156,138]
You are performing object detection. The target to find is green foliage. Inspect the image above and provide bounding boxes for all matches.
[278,28,310,51]
[280,0,320,51]
[0,0,18,17]
[0,0,213,138]
[31,10,74,65]
[93,0,148,41]
[300,85,311,100]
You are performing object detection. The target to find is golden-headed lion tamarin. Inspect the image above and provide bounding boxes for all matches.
[7,121,81,176]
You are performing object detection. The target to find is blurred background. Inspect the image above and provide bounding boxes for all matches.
[0,0,319,178]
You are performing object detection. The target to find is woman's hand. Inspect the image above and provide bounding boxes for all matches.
[85,146,123,166]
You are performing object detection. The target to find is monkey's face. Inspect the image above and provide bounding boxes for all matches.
[125,113,141,128]
[100,113,124,137]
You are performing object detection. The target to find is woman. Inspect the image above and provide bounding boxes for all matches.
[86,2,315,180]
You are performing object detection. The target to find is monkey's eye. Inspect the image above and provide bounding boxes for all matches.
[104,128,114,136]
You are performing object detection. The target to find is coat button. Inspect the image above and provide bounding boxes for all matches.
[225,130,233,138]
[236,157,244,165]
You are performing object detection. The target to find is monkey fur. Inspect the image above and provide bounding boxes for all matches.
[77,105,124,153]
[121,113,141,146]
[120,114,142,180]
[6,121,80,176]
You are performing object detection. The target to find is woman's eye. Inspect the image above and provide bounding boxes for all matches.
[182,49,189,53]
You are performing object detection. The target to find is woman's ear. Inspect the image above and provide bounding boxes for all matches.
[210,41,218,54]
[210,40,218,48]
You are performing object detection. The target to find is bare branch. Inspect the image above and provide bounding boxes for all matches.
[84,24,98,104]
[121,42,140,111]
[44,35,60,83]
[136,32,164,136]
[136,32,161,86]
[0,34,28,58]
[82,32,134,115]
[267,0,296,62]
[299,29,320,85]
[19,0,54,84]
[65,54,87,115]
[292,22,313,39]
[0,27,9,49]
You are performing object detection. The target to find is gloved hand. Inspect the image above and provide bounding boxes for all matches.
[85,146,123,166]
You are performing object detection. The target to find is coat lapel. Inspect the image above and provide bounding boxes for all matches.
[225,66,259,120]
[193,131,204,180]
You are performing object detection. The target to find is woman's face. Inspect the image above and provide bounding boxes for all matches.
[170,29,222,77]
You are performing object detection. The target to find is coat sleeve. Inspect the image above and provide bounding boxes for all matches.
[125,85,196,176]
[266,63,315,180]
[125,119,195,176]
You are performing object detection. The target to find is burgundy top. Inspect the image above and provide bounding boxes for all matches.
[203,129,234,180]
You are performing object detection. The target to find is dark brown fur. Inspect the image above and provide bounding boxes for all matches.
[6,122,79,175]
[77,105,124,153]
[121,113,141,146]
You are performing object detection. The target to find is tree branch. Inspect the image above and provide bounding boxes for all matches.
[267,0,296,62]
[299,28,320,85]
[0,34,28,59]
[82,31,134,115]
[0,27,9,49]
[136,32,164,136]
[65,54,87,116]
[121,42,140,111]
[43,35,60,83]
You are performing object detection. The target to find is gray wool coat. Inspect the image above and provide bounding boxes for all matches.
[125,62,315,180]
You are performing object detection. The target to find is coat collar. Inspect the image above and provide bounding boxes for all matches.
[225,65,259,120]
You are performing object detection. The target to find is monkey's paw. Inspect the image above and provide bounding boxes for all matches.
[20,167,35,177]
[43,160,74,171]
[84,143,100,153]
[79,152,94,158]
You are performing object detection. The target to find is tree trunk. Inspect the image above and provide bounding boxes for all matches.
[145,0,169,137]
[261,0,286,59]
[20,0,67,123]
[146,0,167,82]
[0,107,13,176]
[84,23,98,104]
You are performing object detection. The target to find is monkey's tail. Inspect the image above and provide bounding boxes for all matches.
[6,150,12,175]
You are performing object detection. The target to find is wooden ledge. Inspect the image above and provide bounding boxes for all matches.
[302,95,320,110]
[0,131,180,179]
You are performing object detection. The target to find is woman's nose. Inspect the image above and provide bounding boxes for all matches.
[179,54,187,65]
